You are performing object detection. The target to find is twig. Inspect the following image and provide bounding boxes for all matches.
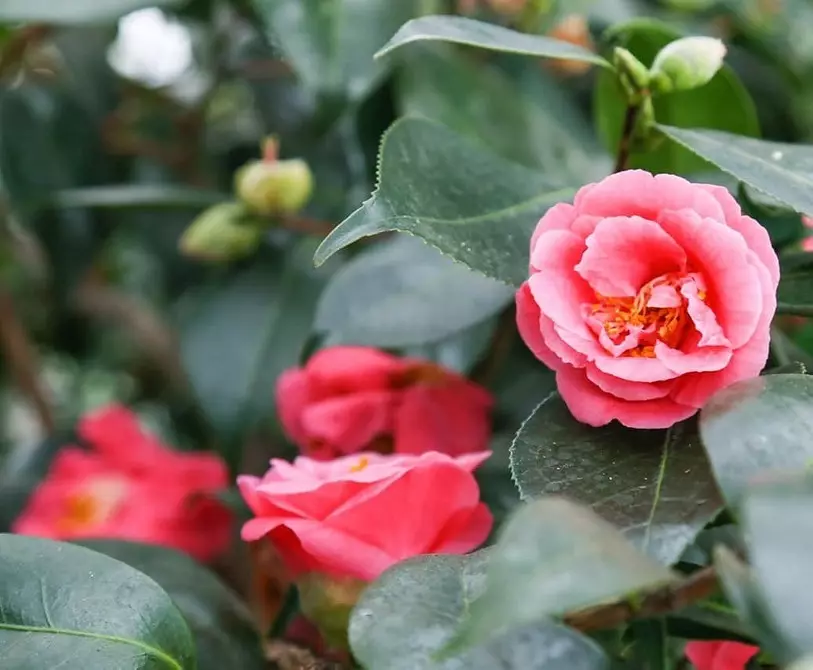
[613,104,641,173]
[265,640,346,670]
[0,288,55,434]
[0,24,51,79]
[776,303,813,318]
[471,307,516,385]
[564,566,719,632]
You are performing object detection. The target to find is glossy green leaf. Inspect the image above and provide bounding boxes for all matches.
[447,498,676,652]
[0,535,195,669]
[313,118,575,286]
[177,240,331,465]
[376,15,610,68]
[742,478,813,662]
[397,46,610,178]
[698,374,813,507]
[349,552,609,670]
[510,395,721,563]
[594,20,759,174]
[658,126,813,214]
[0,0,180,23]
[250,0,414,102]
[315,235,512,347]
[77,541,265,670]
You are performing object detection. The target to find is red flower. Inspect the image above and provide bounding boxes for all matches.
[276,346,492,459]
[685,640,760,669]
[13,405,231,562]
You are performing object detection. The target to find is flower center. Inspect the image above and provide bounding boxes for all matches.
[588,274,702,358]
[57,477,128,533]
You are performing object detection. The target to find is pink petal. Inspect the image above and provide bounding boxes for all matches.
[593,354,679,383]
[699,184,779,287]
[574,171,727,222]
[516,284,568,371]
[680,281,731,348]
[685,640,759,670]
[430,503,493,554]
[529,203,579,271]
[585,364,674,401]
[557,366,697,429]
[527,270,596,356]
[394,382,492,456]
[307,346,408,395]
[658,210,764,349]
[575,216,687,296]
[655,339,732,375]
[276,369,312,448]
[300,391,396,454]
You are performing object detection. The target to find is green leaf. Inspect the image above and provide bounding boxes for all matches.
[447,498,676,652]
[47,186,228,211]
[177,240,331,466]
[698,374,813,507]
[397,46,610,178]
[249,0,414,103]
[77,541,265,670]
[0,0,181,23]
[315,235,512,347]
[376,15,610,68]
[594,19,759,174]
[0,535,195,669]
[657,126,813,214]
[741,477,813,662]
[349,552,609,670]
[510,395,721,564]
[313,117,575,286]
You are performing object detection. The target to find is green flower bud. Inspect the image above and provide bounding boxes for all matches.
[613,47,651,103]
[296,572,367,650]
[234,158,313,216]
[178,202,262,262]
[649,36,726,95]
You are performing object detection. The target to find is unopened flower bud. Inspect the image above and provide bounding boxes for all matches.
[613,47,651,103]
[179,202,262,262]
[649,36,726,95]
[235,158,313,216]
[296,572,367,650]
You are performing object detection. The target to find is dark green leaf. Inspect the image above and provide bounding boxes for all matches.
[698,374,813,507]
[249,0,414,103]
[658,126,813,214]
[177,240,331,465]
[742,478,813,662]
[349,552,609,670]
[315,235,512,347]
[0,534,195,669]
[510,395,722,564]
[0,0,180,23]
[77,541,265,670]
[447,498,676,652]
[397,46,609,178]
[595,20,759,174]
[376,15,610,68]
[313,117,575,286]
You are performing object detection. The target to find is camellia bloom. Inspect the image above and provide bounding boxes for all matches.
[238,450,493,581]
[516,170,779,429]
[13,405,231,562]
[276,346,492,459]
[685,640,760,669]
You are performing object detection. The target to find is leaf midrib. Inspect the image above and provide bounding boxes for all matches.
[0,622,183,669]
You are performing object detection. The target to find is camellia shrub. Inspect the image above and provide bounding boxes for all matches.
[3,0,813,668]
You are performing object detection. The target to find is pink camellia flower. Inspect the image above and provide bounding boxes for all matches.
[276,346,492,459]
[238,450,493,581]
[685,640,760,669]
[13,404,231,562]
[802,215,813,251]
[516,170,779,429]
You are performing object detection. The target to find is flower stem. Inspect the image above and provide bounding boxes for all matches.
[613,104,641,173]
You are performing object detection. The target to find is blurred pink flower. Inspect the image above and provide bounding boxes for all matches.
[276,346,492,459]
[685,640,760,669]
[802,215,813,251]
[516,170,779,429]
[238,450,492,581]
[13,405,231,562]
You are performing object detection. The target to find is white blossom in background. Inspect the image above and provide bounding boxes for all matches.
[107,7,207,102]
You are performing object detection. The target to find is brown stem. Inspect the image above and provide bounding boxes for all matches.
[613,104,641,173]
[0,24,51,79]
[281,215,336,238]
[471,306,516,385]
[564,566,719,632]
[265,640,347,670]
[0,288,55,434]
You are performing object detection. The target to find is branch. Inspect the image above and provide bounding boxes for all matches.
[265,640,346,670]
[564,566,719,632]
[0,288,55,434]
[613,104,642,173]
